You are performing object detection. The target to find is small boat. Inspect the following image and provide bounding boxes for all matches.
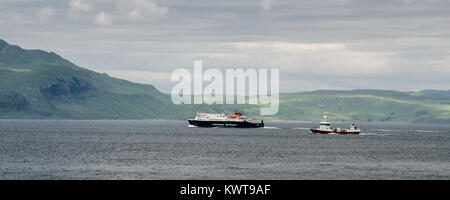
[310,116,334,134]
[334,124,360,134]
[188,112,264,128]
[310,116,360,135]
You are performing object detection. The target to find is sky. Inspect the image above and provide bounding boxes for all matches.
[1,0,449,93]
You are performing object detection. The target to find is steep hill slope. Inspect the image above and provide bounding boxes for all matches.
[0,39,178,119]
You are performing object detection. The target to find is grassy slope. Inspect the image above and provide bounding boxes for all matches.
[0,65,172,119]
[271,90,450,123]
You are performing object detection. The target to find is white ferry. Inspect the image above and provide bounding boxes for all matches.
[188,112,264,128]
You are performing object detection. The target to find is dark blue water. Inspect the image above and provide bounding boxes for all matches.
[0,119,449,179]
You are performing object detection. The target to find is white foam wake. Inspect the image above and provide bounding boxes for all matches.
[359,132,381,136]
[293,127,311,130]
[264,126,281,129]
[374,129,446,133]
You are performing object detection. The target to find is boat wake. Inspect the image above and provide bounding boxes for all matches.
[374,129,446,133]
[293,127,311,130]
[373,129,402,132]
[413,130,448,133]
[263,126,281,129]
[188,125,198,128]
[359,132,384,136]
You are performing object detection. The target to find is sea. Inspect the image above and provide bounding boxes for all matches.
[0,119,449,180]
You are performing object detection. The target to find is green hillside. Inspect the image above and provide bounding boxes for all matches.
[1,39,449,123]
[272,90,450,123]
[0,39,174,119]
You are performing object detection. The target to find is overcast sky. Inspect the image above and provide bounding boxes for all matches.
[1,0,449,92]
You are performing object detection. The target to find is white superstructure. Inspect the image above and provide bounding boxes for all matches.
[193,112,248,122]
[194,113,228,121]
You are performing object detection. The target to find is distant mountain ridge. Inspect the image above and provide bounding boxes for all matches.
[0,39,75,69]
[271,89,450,123]
[1,39,449,123]
[421,90,450,97]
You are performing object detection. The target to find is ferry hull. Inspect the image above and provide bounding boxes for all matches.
[188,120,264,128]
[310,128,360,135]
[310,129,334,134]
[335,131,360,135]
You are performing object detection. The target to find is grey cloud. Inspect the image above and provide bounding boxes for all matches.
[0,0,449,92]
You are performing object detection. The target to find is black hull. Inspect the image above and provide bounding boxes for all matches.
[188,120,264,128]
